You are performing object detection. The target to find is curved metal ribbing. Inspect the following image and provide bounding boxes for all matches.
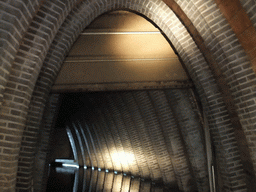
[66,126,83,167]
[88,123,106,169]
[80,120,106,170]
[84,166,91,191]
[89,169,98,191]
[65,127,80,192]
[79,121,99,168]
[74,122,92,167]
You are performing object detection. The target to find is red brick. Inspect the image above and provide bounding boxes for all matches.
[218,0,242,20]
[248,47,256,61]
[229,9,252,35]
[239,26,256,52]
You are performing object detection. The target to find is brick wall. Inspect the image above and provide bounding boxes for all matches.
[0,0,256,191]
[0,0,43,106]
[148,90,195,192]
[16,91,61,191]
[165,89,209,192]
[32,94,60,192]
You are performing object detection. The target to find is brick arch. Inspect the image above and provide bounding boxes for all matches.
[0,0,255,191]
[23,1,248,191]
[0,0,46,105]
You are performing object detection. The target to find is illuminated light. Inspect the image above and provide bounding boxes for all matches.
[112,152,135,166]
[114,171,118,174]
[62,164,79,168]
[98,168,101,171]
[123,173,127,176]
[92,167,94,170]
[105,169,109,173]
[84,166,87,169]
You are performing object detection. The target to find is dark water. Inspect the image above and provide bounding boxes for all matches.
[46,166,178,192]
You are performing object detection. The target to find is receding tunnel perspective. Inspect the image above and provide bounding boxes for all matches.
[46,89,208,192]
[46,11,209,191]
[1,1,256,192]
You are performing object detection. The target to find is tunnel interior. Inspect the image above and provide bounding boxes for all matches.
[45,10,211,192]
[46,89,209,192]
[1,1,256,192]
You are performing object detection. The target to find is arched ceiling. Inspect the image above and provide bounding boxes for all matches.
[0,1,256,192]
[49,12,206,190]
[52,11,191,92]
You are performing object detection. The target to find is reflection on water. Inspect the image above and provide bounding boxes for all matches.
[46,166,177,192]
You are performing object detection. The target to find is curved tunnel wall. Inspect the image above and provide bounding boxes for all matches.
[0,0,256,191]
[62,89,208,191]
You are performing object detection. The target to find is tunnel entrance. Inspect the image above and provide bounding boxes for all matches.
[45,10,213,192]
[1,1,256,192]
[51,10,192,93]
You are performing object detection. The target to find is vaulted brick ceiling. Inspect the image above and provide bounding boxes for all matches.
[0,0,256,192]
